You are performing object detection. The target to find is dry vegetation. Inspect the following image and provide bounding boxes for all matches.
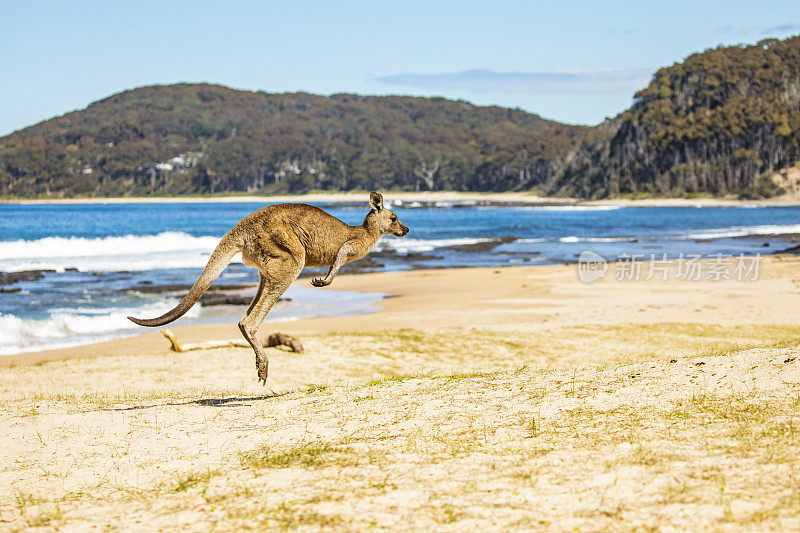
[1,320,799,531]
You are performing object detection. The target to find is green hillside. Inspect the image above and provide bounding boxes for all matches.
[0,86,584,197]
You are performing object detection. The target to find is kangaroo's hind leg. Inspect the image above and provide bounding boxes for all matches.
[239,257,303,384]
[239,273,266,378]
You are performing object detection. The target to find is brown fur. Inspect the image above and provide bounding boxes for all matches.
[128,192,408,384]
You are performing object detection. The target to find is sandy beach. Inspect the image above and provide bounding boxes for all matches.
[5,190,800,207]
[2,257,800,529]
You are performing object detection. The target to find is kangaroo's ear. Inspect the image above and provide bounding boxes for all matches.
[369,192,384,212]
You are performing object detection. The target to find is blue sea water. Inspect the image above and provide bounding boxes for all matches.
[1,200,799,355]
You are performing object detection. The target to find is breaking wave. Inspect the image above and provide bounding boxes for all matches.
[517,223,800,244]
[0,232,223,272]
[521,205,624,211]
[377,237,494,253]
[674,224,800,240]
[518,236,639,243]
[0,300,198,355]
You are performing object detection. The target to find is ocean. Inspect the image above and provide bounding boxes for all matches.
[1,200,799,355]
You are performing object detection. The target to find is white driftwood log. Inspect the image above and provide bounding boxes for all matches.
[159,328,248,352]
[159,328,304,353]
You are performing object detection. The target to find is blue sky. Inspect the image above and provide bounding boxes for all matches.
[2,0,799,135]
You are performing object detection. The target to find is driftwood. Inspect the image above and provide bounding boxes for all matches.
[160,329,304,354]
[265,332,305,354]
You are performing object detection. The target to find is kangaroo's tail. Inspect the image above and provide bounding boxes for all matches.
[127,233,242,327]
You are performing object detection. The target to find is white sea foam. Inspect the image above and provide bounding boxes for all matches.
[0,288,387,356]
[561,236,640,243]
[521,205,624,211]
[0,232,223,272]
[517,224,800,244]
[676,224,800,240]
[581,236,646,243]
[0,233,506,272]
[0,300,200,355]
[517,236,638,244]
[390,200,477,208]
[377,237,493,253]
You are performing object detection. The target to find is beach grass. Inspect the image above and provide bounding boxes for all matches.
[1,321,799,530]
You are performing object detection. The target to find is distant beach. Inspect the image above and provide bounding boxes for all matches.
[5,191,800,207]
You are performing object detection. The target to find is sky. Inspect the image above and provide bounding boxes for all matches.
[2,0,800,135]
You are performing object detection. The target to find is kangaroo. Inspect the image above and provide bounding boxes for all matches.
[128,192,409,385]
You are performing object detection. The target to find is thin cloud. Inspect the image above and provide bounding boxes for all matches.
[717,23,800,35]
[603,27,639,35]
[762,23,800,35]
[717,24,756,34]
[375,68,654,94]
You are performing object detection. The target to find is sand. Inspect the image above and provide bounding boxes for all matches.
[2,256,800,530]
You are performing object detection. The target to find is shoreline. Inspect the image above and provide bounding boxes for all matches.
[4,191,800,207]
[5,254,800,368]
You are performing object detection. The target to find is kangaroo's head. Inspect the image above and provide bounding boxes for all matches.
[366,192,409,237]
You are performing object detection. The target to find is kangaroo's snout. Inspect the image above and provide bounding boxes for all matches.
[395,225,409,237]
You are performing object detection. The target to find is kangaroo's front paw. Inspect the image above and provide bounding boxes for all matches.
[311,278,329,287]
[256,357,269,385]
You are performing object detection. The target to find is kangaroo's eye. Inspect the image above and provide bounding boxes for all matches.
[390,216,397,221]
